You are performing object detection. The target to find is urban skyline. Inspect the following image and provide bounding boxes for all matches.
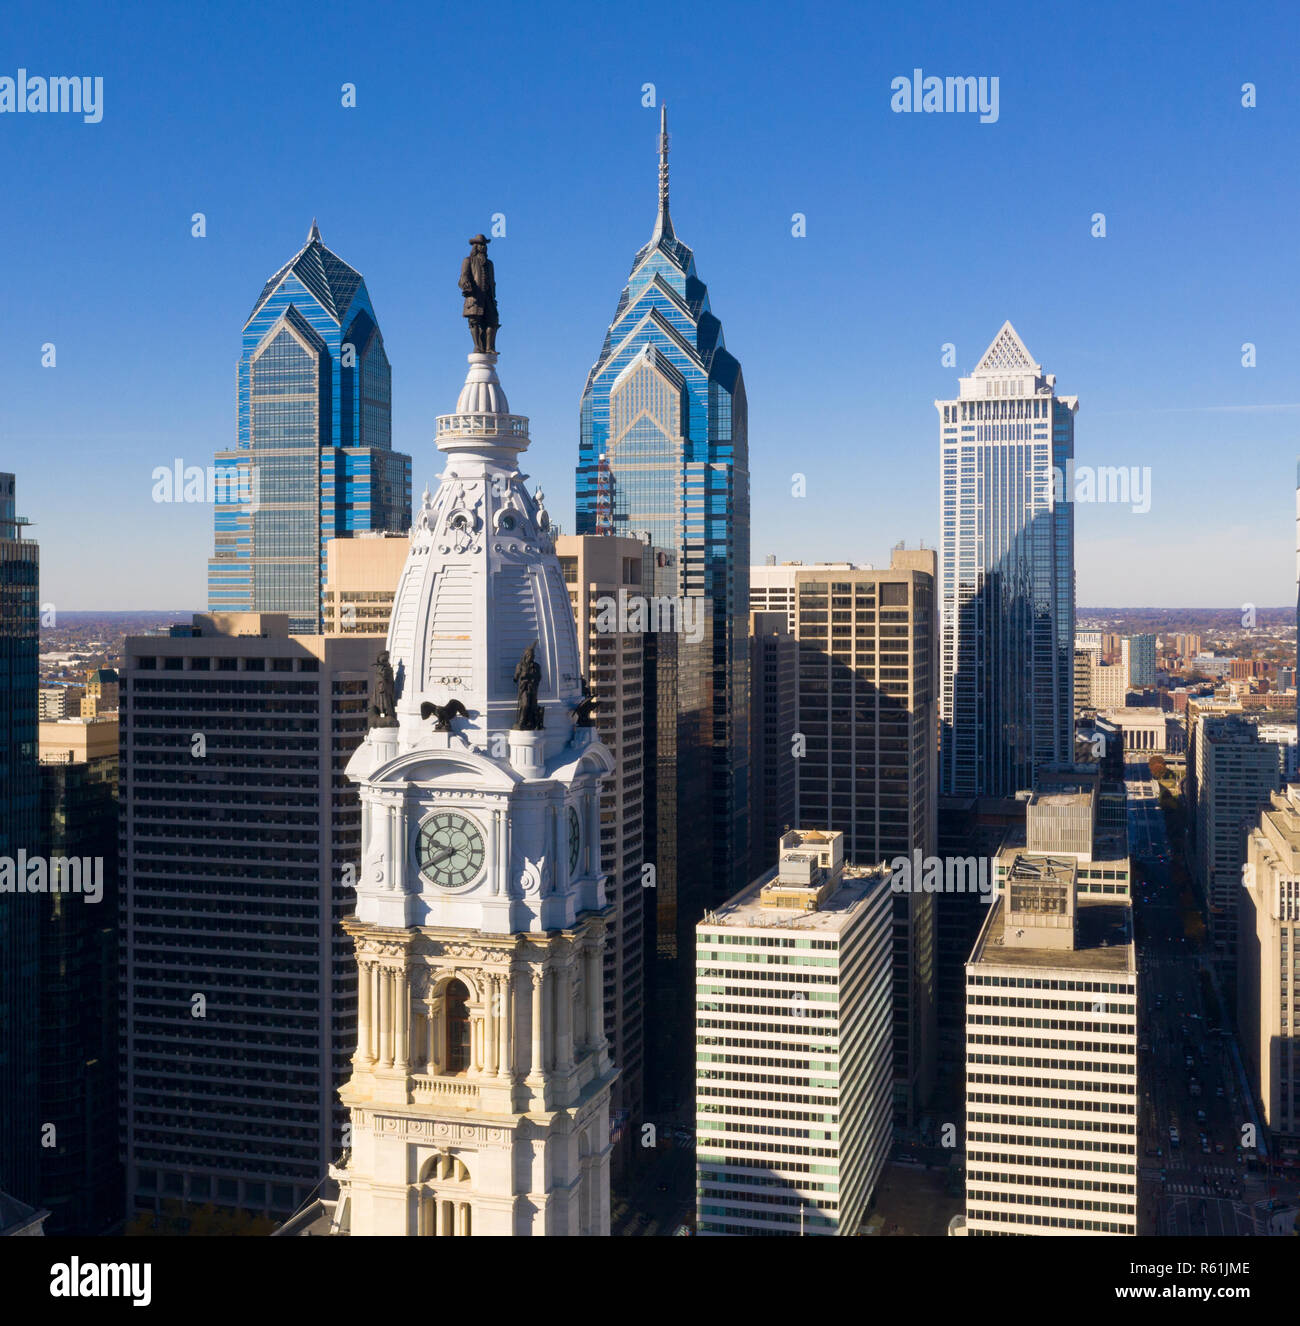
[5,0,1300,1279]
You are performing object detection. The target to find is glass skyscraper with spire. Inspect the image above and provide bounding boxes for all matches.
[576,109,751,900]
[207,223,411,633]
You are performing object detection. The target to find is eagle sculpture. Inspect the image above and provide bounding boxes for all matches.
[420,698,470,731]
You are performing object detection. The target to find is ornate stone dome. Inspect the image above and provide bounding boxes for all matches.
[383,351,583,762]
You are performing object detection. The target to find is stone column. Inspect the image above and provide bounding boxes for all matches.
[393,968,408,1071]
[437,1200,452,1236]
[357,959,374,1064]
[456,1202,471,1236]
[378,967,393,1068]
[586,942,603,1050]
[498,972,512,1078]
[587,794,598,876]
[387,799,402,893]
[529,971,544,1082]
[557,965,574,1072]
[486,974,498,1075]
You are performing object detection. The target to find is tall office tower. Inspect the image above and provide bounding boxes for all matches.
[326,316,616,1238]
[1192,715,1284,972]
[755,551,937,1124]
[1240,785,1300,1148]
[748,610,797,876]
[207,224,412,633]
[120,614,379,1226]
[1123,634,1157,689]
[555,533,648,1165]
[937,322,1077,798]
[322,532,410,634]
[575,108,750,904]
[695,831,893,1236]
[0,473,40,1206]
[1295,458,1299,736]
[37,715,121,1234]
[962,851,1138,1236]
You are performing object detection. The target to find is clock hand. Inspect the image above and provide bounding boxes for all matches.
[428,845,457,866]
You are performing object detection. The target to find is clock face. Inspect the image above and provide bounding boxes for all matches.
[418,811,486,889]
[568,804,582,876]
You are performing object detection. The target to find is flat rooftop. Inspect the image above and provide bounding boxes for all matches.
[998,824,1129,865]
[702,864,889,934]
[1029,789,1093,807]
[970,896,1135,974]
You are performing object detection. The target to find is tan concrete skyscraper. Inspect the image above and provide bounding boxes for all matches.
[749,549,937,1126]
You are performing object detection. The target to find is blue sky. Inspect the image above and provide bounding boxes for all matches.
[3,0,1298,610]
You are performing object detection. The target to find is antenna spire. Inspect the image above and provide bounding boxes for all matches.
[652,104,675,242]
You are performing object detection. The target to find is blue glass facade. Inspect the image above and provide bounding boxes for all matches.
[938,324,1075,798]
[207,224,411,633]
[0,472,41,1205]
[576,117,751,906]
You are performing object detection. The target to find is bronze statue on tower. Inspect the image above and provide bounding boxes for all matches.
[459,234,499,353]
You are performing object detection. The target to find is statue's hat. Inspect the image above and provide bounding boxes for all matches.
[468,234,489,245]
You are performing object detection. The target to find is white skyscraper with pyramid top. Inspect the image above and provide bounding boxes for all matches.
[936,321,1077,798]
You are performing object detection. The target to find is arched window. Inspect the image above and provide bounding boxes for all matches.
[416,1152,472,1236]
[446,979,471,1074]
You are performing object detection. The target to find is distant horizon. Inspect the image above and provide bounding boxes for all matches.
[37,604,1300,618]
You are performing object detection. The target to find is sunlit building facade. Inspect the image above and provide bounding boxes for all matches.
[208,224,411,633]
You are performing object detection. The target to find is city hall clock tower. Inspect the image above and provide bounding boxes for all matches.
[329,247,616,1236]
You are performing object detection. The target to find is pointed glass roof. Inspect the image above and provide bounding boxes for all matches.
[247,222,366,326]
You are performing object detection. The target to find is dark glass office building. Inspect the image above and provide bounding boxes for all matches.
[208,223,411,633]
[120,616,378,1226]
[576,111,751,907]
[0,473,40,1205]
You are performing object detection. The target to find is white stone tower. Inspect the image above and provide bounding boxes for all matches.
[329,327,617,1236]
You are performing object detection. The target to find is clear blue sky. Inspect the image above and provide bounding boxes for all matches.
[3,0,1298,610]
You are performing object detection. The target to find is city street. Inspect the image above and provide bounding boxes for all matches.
[1126,761,1299,1234]
[610,1126,695,1236]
